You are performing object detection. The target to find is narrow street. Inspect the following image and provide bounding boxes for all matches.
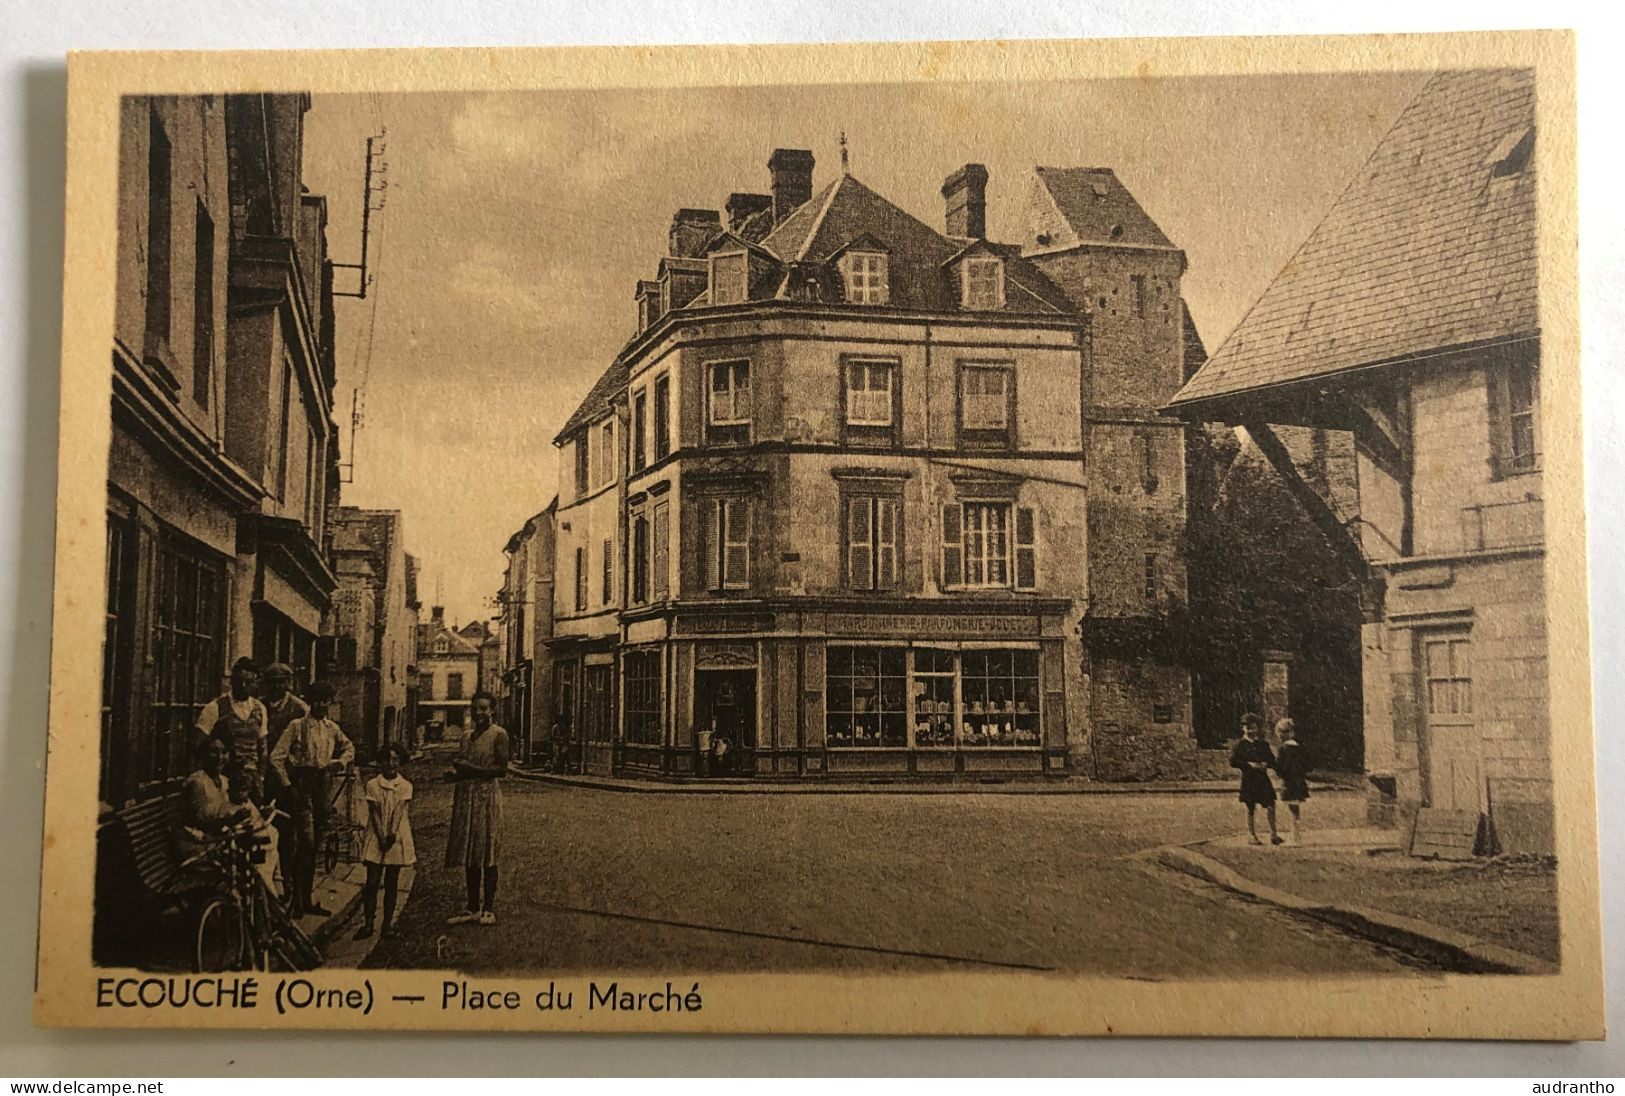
[352,761,1426,977]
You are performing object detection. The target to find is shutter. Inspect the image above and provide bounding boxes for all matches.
[653,502,669,599]
[723,499,752,588]
[848,497,873,590]
[705,499,722,591]
[876,497,898,588]
[940,503,962,589]
[1015,507,1036,590]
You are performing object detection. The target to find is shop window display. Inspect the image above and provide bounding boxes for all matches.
[960,649,1041,747]
[911,647,957,747]
[825,646,907,747]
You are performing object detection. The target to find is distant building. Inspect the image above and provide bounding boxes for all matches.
[498,502,557,762]
[1167,70,1549,852]
[458,619,503,700]
[327,507,416,754]
[417,607,480,732]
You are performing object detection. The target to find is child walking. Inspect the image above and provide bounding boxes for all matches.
[1230,713,1284,845]
[1274,718,1310,845]
[356,744,415,940]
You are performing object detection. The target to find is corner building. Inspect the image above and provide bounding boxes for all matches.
[551,150,1200,780]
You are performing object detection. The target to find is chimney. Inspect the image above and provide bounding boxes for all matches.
[431,606,444,624]
[941,163,989,239]
[668,208,721,258]
[726,192,773,233]
[768,148,815,224]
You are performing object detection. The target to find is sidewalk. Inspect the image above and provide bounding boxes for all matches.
[510,767,1359,797]
[1153,828,1559,973]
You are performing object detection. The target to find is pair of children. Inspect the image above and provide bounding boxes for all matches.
[1230,715,1310,845]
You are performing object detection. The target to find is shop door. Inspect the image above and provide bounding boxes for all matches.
[583,665,613,744]
[695,668,757,759]
[1420,634,1481,813]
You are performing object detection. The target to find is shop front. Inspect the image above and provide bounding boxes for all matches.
[615,600,1075,780]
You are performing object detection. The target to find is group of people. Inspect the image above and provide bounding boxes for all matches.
[1229,713,1311,845]
[181,657,418,941]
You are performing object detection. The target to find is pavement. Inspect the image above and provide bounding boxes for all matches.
[1152,830,1557,975]
[353,766,1451,977]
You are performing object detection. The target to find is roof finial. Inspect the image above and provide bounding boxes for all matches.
[839,131,849,175]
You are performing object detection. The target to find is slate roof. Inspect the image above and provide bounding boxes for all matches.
[554,359,628,443]
[1168,69,1537,412]
[1033,167,1177,251]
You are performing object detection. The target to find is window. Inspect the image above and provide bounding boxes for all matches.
[275,356,292,499]
[420,673,434,700]
[1143,553,1158,601]
[601,537,614,605]
[962,257,1004,309]
[574,546,587,612]
[653,374,671,459]
[144,535,225,790]
[705,497,752,591]
[632,391,647,471]
[710,251,748,305]
[652,500,670,599]
[708,360,751,426]
[574,433,590,496]
[1131,273,1148,319]
[845,494,900,590]
[596,419,616,488]
[959,364,1013,448]
[446,673,464,701]
[434,636,448,654]
[842,251,888,304]
[1507,360,1538,474]
[941,501,1036,590]
[192,201,214,407]
[1137,433,1160,493]
[844,359,895,427]
[624,650,662,745]
[1152,703,1175,724]
[631,514,650,604]
[1490,358,1540,478]
[960,649,1041,747]
[825,647,906,748]
[145,107,172,344]
[1423,635,1472,719]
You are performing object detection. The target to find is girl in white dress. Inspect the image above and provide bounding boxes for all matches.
[355,744,415,940]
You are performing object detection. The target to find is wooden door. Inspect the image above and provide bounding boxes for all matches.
[1421,633,1480,813]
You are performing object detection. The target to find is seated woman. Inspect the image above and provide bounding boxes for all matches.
[179,737,251,867]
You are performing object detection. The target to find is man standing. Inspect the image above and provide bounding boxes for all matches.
[445,692,509,926]
[259,663,309,901]
[271,681,355,917]
[196,658,268,790]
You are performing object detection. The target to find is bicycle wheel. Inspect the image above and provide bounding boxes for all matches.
[194,899,247,973]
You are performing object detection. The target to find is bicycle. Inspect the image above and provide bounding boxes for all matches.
[182,808,323,973]
[321,767,366,873]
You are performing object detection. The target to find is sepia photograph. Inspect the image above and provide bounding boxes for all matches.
[33,31,1604,1038]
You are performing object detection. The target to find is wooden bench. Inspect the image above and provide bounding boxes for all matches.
[104,795,199,914]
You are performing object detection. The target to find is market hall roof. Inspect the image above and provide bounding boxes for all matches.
[1166,68,1537,418]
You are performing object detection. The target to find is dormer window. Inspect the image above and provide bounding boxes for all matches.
[1487,125,1535,179]
[710,251,748,305]
[842,251,888,305]
[962,257,1004,309]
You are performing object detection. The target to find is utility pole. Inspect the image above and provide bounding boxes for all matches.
[333,132,388,299]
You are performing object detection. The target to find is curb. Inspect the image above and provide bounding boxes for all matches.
[508,769,1356,797]
[1150,845,1555,976]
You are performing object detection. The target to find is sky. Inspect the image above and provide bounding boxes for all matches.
[299,71,1427,627]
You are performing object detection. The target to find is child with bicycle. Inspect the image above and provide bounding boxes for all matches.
[356,743,415,940]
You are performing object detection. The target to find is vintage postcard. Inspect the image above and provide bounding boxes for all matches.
[36,31,1604,1037]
